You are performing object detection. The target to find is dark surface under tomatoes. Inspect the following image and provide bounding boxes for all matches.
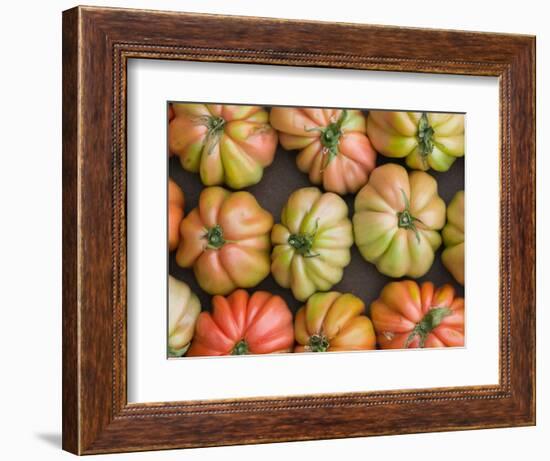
[168,105,465,318]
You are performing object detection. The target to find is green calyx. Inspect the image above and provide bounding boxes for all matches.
[397,188,424,244]
[417,112,435,167]
[405,307,453,348]
[306,110,348,165]
[204,225,225,249]
[397,209,413,228]
[308,334,330,352]
[231,340,249,355]
[288,219,320,258]
[288,233,315,256]
[206,115,226,133]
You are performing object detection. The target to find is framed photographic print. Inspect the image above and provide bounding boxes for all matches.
[62,5,535,455]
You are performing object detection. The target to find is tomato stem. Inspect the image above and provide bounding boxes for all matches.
[288,219,320,258]
[231,340,249,355]
[207,115,226,133]
[307,334,330,352]
[305,110,348,165]
[396,188,424,244]
[195,114,226,155]
[405,307,453,348]
[203,225,225,249]
[417,112,435,167]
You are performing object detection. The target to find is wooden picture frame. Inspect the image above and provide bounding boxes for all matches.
[62,5,536,455]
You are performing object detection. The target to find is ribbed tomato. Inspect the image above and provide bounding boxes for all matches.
[294,292,376,352]
[168,103,175,123]
[169,104,278,189]
[176,187,273,295]
[271,187,353,301]
[270,107,376,194]
[367,111,464,172]
[353,163,446,278]
[168,178,184,251]
[168,276,201,357]
[187,289,294,356]
[370,280,464,349]
[442,190,464,285]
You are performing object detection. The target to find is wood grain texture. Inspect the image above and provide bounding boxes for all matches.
[62,5,536,455]
[61,6,79,455]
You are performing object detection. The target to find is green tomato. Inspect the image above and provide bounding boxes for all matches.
[271,187,353,301]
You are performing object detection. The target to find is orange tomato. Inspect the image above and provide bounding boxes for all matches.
[270,107,376,195]
[169,104,278,189]
[294,292,376,352]
[442,191,465,285]
[168,178,185,251]
[176,187,273,295]
[370,280,464,349]
[168,103,175,122]
[187,290,294,356]
[168,104,176,158]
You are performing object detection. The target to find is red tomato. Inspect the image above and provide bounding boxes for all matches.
[370,280,464,349]
[187,290,294,356]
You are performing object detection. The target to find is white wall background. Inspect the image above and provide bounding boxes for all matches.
[0,1,545,459]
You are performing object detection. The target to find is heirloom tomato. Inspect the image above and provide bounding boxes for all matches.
[442,190,464,285]
[271,187,353,301]
[187,289,294,356]
[367,111,464,172]
[270,107,376,194]
[353,163,445,278]
[294,292,376,352]
[168,276,201,357]
[176,187,273,295]
[168,178,185,251]
[169,104,278,189]
[370,280,464,349]
[168,103,175,123]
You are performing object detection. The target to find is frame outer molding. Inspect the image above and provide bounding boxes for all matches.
[62,6,535,455]
[62,6,80,455]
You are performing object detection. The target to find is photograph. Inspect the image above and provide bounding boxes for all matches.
[167,104,465,357]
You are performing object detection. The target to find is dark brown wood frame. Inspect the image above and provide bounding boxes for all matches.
[62,5,536,455]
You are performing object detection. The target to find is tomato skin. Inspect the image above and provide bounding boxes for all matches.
[187,290,294,356]
[370,280,464,349]
[353,163,445,278]
[168,103,175,122]
[168,276,201,356]
[271,187,353,301]
[168,105,176,158]
[168,179,185,251]
[176,187,273,295]
[169,104,278,189]
[270,108,377,195]
[294,292,376,352]
[367,111,464,172]
[442,191,465,285]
